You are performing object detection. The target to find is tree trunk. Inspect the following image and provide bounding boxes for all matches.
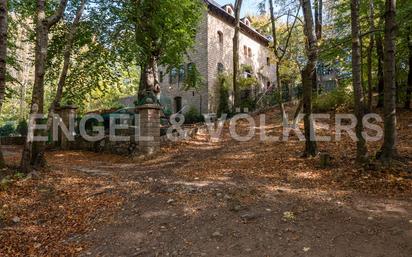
[138,55,160,103]
[0,0,7,169]
[232,0,242,109]
[47,0,86,132]
[314,0,323,40]
[268,0,286,119]
[379,0,397,163]
[405,32,412,109]
[376,21,385,108]
[367,0,375,111]
[300,0,318,157]
[21,0,68,173]
[351,0,368,162]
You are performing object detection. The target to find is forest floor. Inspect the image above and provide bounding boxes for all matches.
[1,106,412,256]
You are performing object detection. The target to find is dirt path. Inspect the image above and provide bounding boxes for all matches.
[67,110,411,257]
[1,108,412,256]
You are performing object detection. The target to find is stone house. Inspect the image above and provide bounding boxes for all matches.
[157,0,277,114]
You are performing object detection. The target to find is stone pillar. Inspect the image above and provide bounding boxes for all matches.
[55,105,77,150]
[136,102,162,155]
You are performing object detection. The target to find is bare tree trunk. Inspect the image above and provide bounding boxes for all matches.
[376,20,385,108]
[379,0,397,163]
[300,0,318,157]
[351,0,368,162]
[268,0,286,119]
[269,0,300,120]
[233,0,242,109]
[405,32,412,109]
[367,0,375,111]
[21,0,68,173]
[0,0,7,168]
[47,0,86,132]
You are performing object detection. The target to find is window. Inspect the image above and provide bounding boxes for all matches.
[218,63,224,74]
[243,45,248,56]
[266,57,270,66]
[187,62,195,74]
[169,68,178,84]
[248,47,252,58]
[159,71,164,83]
[226,6,234,15]
[178,65,186,83]
[218,31,223,44]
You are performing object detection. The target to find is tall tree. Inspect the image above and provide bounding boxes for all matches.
[267,0,300,120]
[367,0,375,111]
[351,0,368,161]
[405,30,412,109]
[300,0,318,157]
[0,0,7,168]
[314,0,323,40]
[376,19,385,108]
[379,0,397,163]
[233,0,243,109]
[21,0,68,172]
[125,0,203,102]
[47,0,86,130]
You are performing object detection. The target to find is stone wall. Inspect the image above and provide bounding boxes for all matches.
[207,13,276,113]
[68,103,163,157]
[0,136,25,145]
[158,6,276,115]
[159,9,209,115]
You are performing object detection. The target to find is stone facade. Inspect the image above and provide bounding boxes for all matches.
[159,0,276,114]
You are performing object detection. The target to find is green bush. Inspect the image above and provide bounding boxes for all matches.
[240,98,257,111]
[16,120,28,136]
[184,107,204,124]
[0,123,16,137]
[217,74,231,116]
[313,87,353,112]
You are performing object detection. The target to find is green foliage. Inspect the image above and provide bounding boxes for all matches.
[183,64,204,92]
[16,120,28,136]
[238,76,258,89]
[217,73,231,116]
[238,65,258,89]
[0,123,16,137]
[239,98,257,111]
[313,86,354,112]
[184,107,204,124]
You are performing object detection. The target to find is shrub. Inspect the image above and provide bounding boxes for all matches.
[0,123,16,137]
[217,74,231,116]
[313,87,353,112]
[16,120,28,136]
[184,107,204,124]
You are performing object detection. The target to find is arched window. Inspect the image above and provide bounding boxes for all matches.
[248,47,252,58]
[217,31,223,44]
[218,63,224,74]
[178,65,186,83]
[226,6,234,15]
[243,45,248,56]
[169,68,178,84]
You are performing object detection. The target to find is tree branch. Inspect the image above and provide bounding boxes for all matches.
[47,0,69,28]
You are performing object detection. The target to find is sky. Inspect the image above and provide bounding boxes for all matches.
[215,0,262,16]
